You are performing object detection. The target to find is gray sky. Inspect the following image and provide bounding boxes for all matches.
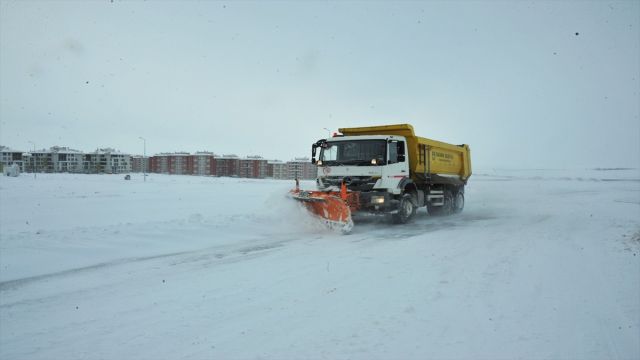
[1,0,638,169]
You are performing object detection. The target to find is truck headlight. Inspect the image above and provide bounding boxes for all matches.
[371,196,385,204]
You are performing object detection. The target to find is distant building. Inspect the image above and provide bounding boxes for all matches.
[0,146,25,172]
[267,160,287,179]
[131,156,150,173]
[149,153,169,174]
[168,152,191,175]
[239,156,268,178]
[191,152,215,176]
[3,145,132,174]
[214,154,240,177]
[149,152,193,175]
[84,148,131,174]
[50,146,84,173]
[31,148,54,173]
[287,157,316,180]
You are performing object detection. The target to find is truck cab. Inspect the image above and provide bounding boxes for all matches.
[312,135,416,221]
[314,135,409,195]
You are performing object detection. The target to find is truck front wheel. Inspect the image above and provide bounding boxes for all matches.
[393,194,416,224]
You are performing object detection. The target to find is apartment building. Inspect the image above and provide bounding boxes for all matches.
[168,152,191,175]
[29,149,54,173]
[239,156,268,178]
[214,155,240,177]
[191,152,215,176]
[149,154,169,174]
[3,145,132,174]
[287,157,317,180]
[267,160,287,179]
[149,152,194,175]
[143,154,315,180]
[84,148,131,174]
[131,156,150,173]
[50,146,84,173]
[0,146,25,171]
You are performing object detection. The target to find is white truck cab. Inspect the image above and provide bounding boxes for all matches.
[312,135,414,217]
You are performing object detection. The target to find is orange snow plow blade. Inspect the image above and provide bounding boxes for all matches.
[290,180,355,233]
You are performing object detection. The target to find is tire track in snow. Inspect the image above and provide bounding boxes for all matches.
[0,232,305,295]
[0,250,193,292]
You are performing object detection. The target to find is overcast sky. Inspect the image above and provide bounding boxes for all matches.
[1,0,638,168]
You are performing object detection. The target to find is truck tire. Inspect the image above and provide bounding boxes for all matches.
[393,194,416,224]
[453,191,464,214]
[427,190,453,216]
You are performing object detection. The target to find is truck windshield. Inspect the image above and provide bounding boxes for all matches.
[319,140,386,166]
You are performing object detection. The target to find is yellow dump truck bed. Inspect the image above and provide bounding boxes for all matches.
[338,124,472,183]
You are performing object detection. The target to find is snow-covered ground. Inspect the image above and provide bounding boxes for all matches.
[1,170,639,359]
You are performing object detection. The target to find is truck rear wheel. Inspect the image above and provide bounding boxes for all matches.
[427,190,453,216]
[393,194,416,224]
[453,191,464,214]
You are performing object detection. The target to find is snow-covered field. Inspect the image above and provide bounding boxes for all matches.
[1,170,639,359]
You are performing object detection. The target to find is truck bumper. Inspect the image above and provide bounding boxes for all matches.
[357,191,400,214]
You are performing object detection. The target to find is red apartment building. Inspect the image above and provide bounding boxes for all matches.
[149,153,191,174]
[147,153,315,179]
[239,156,268,178]
[131,156,149,173]
[191,152,215,176]
[214,155,240,177]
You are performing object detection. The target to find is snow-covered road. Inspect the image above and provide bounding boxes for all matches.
[1,170,638,359]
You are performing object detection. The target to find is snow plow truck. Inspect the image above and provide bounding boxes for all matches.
[290,124,472,233]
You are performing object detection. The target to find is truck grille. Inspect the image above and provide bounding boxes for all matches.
[320,176,379,192]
